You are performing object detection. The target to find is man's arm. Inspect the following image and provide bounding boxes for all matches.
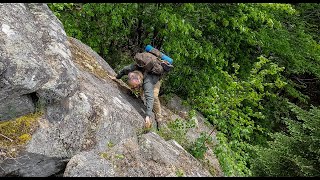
[143,75,155,118]
[116,64,137,79]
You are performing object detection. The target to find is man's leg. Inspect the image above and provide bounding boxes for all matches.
[153,81,162,124]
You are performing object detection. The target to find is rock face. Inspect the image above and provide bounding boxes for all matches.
[0,152,68,177]
[0,3,78,121]
[64,133,211,177]
[0,3,222,177]
[162,95,223,176]
[0,95,35,121]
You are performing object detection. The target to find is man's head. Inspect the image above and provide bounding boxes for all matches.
[127,71,143,90]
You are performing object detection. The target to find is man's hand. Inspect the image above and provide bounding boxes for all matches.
[110,76,116,80]
[116,73,122,79]
[145,116,152,129]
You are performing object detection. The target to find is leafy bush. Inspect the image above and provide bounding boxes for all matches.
[189,132,211,160]
[157,117,196,148]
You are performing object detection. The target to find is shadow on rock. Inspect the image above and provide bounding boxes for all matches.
[0,152,69,177]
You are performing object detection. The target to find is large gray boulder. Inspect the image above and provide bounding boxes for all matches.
[0,3,222,177]
[0,3,78,121]
[64,133,211,177]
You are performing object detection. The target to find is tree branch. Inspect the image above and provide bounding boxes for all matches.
[0,133,13,142]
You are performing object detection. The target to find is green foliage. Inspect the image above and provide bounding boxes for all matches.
[115,154,125,159]
[251,103,320,176]
[107,141,114,148]
[175,169,185,177]
[189,132,211,160]
[295,3,320,43]
[99,152,110,159]
[214,132,253,176]
[192,57,285,176]
[47,3,74,18]
[158,118,196,148]
[158,117,214,169]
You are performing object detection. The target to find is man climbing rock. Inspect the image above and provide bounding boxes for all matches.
[115,45,173,131]
[116,65,162,130]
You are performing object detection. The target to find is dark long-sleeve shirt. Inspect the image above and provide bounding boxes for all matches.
[117,64,161,117]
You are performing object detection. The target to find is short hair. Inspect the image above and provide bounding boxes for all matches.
[128,70,143,88]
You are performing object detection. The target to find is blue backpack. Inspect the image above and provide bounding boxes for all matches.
[133,45,173,75]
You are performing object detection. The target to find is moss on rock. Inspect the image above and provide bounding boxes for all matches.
[68,37,109,80]
[0,111,43,157]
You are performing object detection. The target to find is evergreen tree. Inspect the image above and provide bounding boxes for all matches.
[251,103,320,176]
